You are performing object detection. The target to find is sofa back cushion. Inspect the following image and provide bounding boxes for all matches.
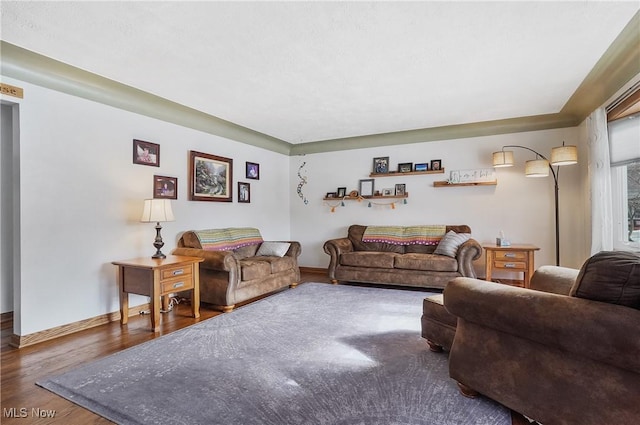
[570,251,640,310]
[348,225,405,253]
[181,228,264,252]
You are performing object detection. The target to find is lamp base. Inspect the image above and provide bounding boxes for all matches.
[151,222,166,259]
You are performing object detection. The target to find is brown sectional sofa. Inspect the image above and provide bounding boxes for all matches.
[172,228,301,312]
[323,224,482,289]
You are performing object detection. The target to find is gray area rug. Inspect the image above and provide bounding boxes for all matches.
[38,283,510,425]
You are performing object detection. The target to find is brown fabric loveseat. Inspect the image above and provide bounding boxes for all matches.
[323,224,482,289]
[172,228,301,312]
[443,251,640,425]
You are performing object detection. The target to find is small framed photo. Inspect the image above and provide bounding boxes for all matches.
[189,150,233,202]
[359,179,375,197]
[373,157,389,174]
[246,162,260,180]
[398,162,413,173]
[238,182,250,203]
[153,175,177,199]
[395,183,406,196]
[326,192,337,198]
[430,159,442,171]
[337,187,347,198]
[133,139,160,167]
[414,163,429,172]
[382,188,393,196]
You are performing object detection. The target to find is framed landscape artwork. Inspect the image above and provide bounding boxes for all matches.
[189,151,233,202]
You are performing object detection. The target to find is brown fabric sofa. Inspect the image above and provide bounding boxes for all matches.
[323,224,482,289]
[172,228,301,312]
[443,251,640,425]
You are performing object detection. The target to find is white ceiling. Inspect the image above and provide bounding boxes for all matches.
[1,1,639,144]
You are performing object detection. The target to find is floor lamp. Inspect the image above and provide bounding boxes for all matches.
[492,143,578,266]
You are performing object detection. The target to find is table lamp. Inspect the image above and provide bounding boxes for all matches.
[140,199,175,259]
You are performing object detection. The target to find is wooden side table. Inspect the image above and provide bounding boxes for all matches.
[112,255,204,332]
[483,244,540,288]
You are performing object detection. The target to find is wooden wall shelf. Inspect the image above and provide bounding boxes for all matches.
[433,180,497,187]
[323,193,409,201]
[370,169,444,178]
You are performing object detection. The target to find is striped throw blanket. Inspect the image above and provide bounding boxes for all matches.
[362,225,447,246]
[195,228,264,251]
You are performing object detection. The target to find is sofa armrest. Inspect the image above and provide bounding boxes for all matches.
[323,238,354,279]
[456,238,482,277]
[529,265,578,295]
[281,241,301,259]
[444,277,640,374]
[171,247,240,272]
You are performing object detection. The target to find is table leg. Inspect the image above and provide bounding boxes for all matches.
[118,266,129,325]
[151,270,161,332]
[192,264,200,319]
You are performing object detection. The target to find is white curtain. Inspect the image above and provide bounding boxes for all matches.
[587,107,613,254]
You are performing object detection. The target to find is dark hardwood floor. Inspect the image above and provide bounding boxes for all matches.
[1,271,529,424]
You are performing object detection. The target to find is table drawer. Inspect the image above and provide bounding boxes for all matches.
[494,261,527,270]
[161,264,193,280]
[495,251,527,261]
[160,275,194,294]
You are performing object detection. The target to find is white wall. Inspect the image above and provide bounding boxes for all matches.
[3,76,291,336]
[290,128,587,275]
[1,103,15,313]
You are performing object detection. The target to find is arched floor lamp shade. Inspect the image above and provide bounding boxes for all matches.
[491,143,578,266]
[140,199,175,259]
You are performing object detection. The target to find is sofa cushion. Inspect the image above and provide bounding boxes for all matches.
[240,259,272,281]
[195,228,264,251]
[340,251,397,269]
[433,230,471,257]
[256,242,291,257]
[394,253,458,272]
[259,256,296,274]
[234,244,259,259]
[570,251,640,310]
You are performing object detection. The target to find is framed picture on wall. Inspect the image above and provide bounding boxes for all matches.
[153,175,177,199]
[246,162,260,180]
[336,187,347,198]
[133,139,160,167]
[398,162,413,173]
[189,150,233,202]
[238,182,250,203]
[430,159,442,171]
[414,163,429,172]
[395,183,406,196]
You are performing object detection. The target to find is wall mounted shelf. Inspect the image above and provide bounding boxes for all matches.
[369,169,444,178]
[433,180,497,187]
[323,193,409,201]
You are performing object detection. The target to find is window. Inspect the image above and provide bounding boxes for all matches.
[608,88,640,251]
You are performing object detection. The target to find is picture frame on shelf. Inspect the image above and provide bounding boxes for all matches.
[373,157,389,174]
[398,162,413,173]
[133,139,160,167]
[153,175,177,200]
[326,192,337,198]
[189,150,233,202]
[359,179,375,197]
[337,187,347,198]
[414,163,429,172]
[395,183,406,196]
[382,188,393,196]
[430,159,442,171]
[246,162,260,180]
[238,182,250,203]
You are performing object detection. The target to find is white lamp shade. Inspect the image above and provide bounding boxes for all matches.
[551,145,578,166]
[140,199,175,223]
[492,151,514,167]
[525,159,549,177]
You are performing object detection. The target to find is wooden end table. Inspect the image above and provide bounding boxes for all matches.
[112,255,204,332]
[483,244,540,288]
